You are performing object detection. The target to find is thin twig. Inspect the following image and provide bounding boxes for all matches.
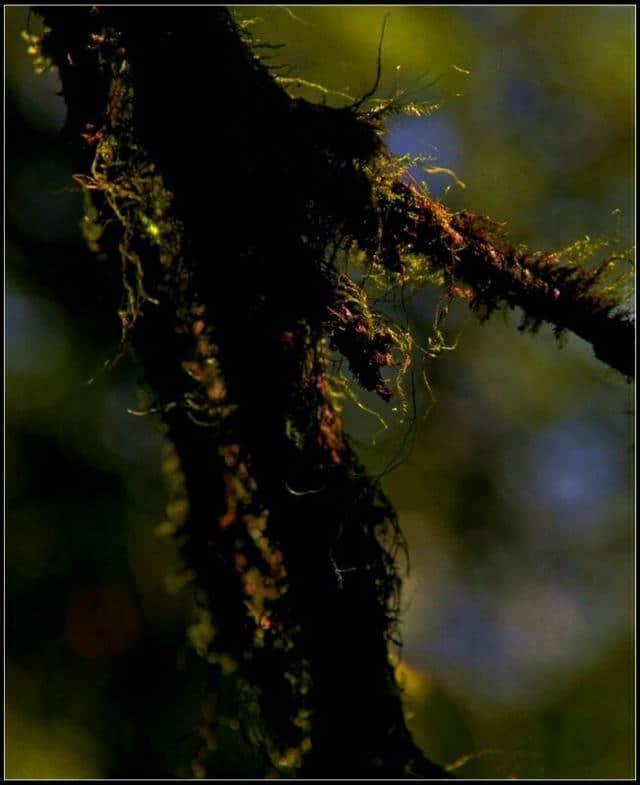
[351,12,391,111]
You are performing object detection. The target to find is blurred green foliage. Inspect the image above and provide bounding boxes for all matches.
[5,6,634,778]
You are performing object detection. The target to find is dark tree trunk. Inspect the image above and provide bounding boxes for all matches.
[35,6,451,778]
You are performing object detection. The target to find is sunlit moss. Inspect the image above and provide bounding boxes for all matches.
[22,29,53,74]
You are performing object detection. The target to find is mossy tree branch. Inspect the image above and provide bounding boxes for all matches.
[370,182,635,378]
[32,4,633,779]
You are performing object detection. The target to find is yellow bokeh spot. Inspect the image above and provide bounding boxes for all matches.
[5,709,105,779]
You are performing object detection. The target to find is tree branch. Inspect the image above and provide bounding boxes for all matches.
[377,182,635,378]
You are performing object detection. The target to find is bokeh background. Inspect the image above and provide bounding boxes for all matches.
[5,6,635,778]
